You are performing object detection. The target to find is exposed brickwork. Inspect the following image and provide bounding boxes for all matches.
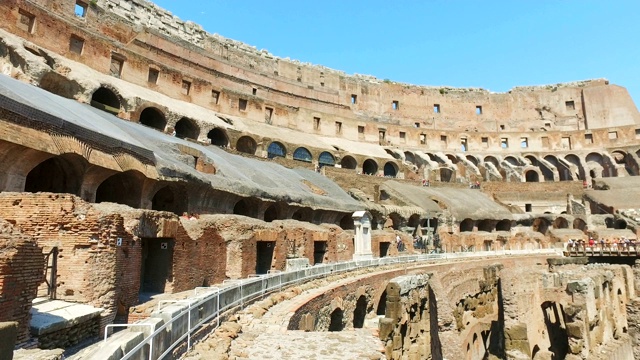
[0,219,44,344]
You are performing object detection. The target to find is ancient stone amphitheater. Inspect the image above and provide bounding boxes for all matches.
[1,1,639,359]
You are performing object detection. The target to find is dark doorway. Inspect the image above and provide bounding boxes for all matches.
[380,242,390,257]
[328,308,344,331]
[91,87,121,115]
[140,238,174,294]
[525,170,539,182]
[376,290,387,315]
[175,118,199,140]
[313,241,327,264]
[139,107,166,131]
[353,296,367,328]
[207,128,229,147]
[236,136,257,155]
[151,186,187,215]
[95,170,144,208]
[25,155,84,195]
[363,159,378,175]
[256,241,275,274]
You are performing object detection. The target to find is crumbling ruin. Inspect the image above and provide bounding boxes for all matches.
[0,0,639,359]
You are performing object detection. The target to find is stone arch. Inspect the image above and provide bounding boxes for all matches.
[614,219,627,229]
[586,152,603,164]
[477,219,493,232]
[39,71,81,99]
[24,153,87,195]
[573,218,587,232]
[440,168,454,182]
[532,218,550,235]
[151,185,187,215]
[388,213,403,230]
[404,151,416,164]
[407,214,421,228]
[545,155,572,181]
[293,147,312,163]
[484,156,500,168]
[263,204,280,222]
[139,107,167,131]
[554,217,569,229]
[460,218,474,232]
[318,151,335,167]
[496,219,511,231]
[353,295,367,329]
[95,170,146,208]
[339,213,354,230]
[207,128,229,147]
[446,154,458,164]
[236,136,257,155]
[362,159,378,175]
[267,141,286,159]
[376,289,387,315]
[233,198,252,217]
[383,162,398,177]
[328,308,344,332]
[292,207,313,222]
[525,170,540,182]
[565,154,584,180]
[504,156,519,166]
[175,117,200,140]
[90,86,121,115]
[340,155,357,170]
[466,155,479,167]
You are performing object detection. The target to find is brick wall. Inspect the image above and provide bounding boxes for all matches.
[0,220,44,344]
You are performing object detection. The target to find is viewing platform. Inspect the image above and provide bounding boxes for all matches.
[564,246,640,257]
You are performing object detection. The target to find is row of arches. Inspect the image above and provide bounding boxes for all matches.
[20,151,355,229]
[459,219,512,233]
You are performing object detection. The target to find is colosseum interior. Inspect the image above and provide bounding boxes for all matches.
[1,1,640,359]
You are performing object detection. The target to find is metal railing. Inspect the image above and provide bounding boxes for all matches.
[101,249,559,360]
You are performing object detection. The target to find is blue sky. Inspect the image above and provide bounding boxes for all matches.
[152,0,640,105]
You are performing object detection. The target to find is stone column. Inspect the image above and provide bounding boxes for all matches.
[352,211,373,260]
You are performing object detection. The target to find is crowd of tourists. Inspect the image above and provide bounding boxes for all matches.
[567,237,637,252]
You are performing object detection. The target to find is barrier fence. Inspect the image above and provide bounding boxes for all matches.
[99,249,559,360]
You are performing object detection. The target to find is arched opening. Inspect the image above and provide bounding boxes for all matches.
[363,159,378,175]
[586,152,603,164]
[318,151,335,167]
[264,204,279,222]
[466,155,479,167]
[484,156,500,168]
[328,308,344,332]
[236,136,257,155]
[339,214,354,230]
[151,186,187,215]
[525,170,539,182]
[532,218,550,235]
[573,218,587,232]
[446,154,459,164]
[376,290,387,315]
[388,213,403,230]
[477,219,493,232]
[233,199,251,217]
[90,87,121,115]
[340,156,357,170]
[496,219,511,231]
[553,217,569,229]
[293,147,312,163]
[504,156,519,166]
[440,168,454,182]
[139,107,166,131]
[24,154,86,195]
[175,118,199,140]
[267,142,286,159]
[207,128,229,147]
[404,151,416,164]
[353,296,367,328]
[383,162,398,177]
[95,170,145,208]
[408,214,421,228]
[614,219,627,229]
[460,218,474,232]
[39,72,81,99]
[292,207,313,222]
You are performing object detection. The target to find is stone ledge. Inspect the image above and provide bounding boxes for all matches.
[30,299,103,336]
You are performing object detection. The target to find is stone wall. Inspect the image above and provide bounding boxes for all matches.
[35,315,100,350]
[0,219,44,344]
[378,273,437,360]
